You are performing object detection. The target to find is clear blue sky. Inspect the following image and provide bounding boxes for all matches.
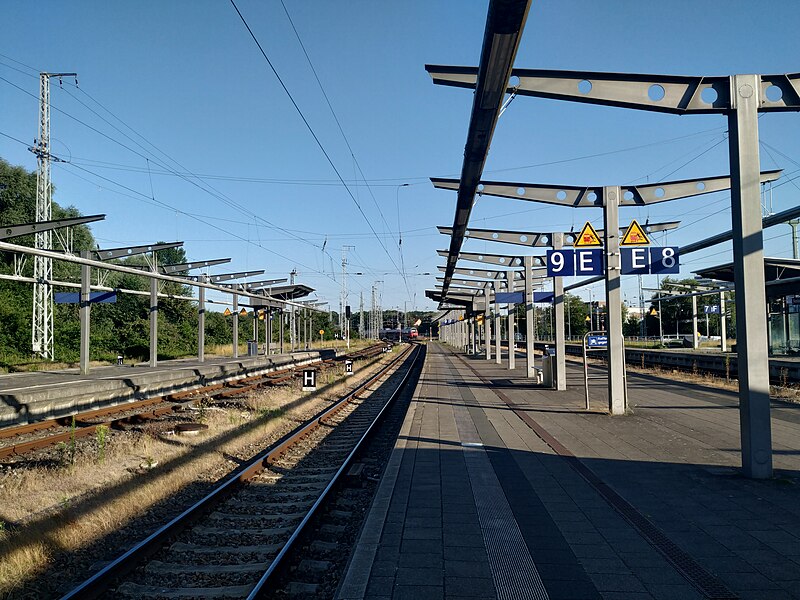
[2,1,800,313]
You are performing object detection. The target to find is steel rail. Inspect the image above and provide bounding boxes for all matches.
[59,343,415,600]
[248,343,422,598]
[0,345,385,459]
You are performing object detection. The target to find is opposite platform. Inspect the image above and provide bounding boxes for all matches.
[337,342,800,600]
[0,350,334,427]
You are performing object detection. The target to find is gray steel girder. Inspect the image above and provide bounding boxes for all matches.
[0,214,105,241]
[432,172,780,208]
[93,241,183,261]
[438,249,546,268]
[425,66,800,115]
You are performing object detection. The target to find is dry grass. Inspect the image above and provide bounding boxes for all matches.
[206,338,374,358]
[0,352,392,596]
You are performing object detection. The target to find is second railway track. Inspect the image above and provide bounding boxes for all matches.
[59,342,421,600]
[0,344,388,461]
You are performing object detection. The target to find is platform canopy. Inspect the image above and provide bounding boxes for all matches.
[249,284,314,302]
[696,258,800,298]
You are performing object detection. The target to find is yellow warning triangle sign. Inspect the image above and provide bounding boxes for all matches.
[223,308,232,316]
[574,221,603,247]
[620,219,651,246]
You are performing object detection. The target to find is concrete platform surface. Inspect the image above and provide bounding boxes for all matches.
[337,342,800,600]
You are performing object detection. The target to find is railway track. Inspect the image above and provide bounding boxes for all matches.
[0,344,388,461]
[59,342,420,600]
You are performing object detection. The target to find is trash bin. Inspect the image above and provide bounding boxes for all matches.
[542,348,554,388]
[247,340,258,356]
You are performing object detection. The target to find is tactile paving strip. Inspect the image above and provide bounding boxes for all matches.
[452,350,740,600]
[449,363,550,600]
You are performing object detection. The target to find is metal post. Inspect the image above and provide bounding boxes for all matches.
[658,299,664,345]
[729,74,772,478]
[603,186,626,415]
[198,275,206,362]
[79,252,90,374]
[553,232,566,390]
[524,256,536,378]
[289,269,296,351]
[232,293,239,358]
[485,287,492,360]
[280,311,285,354]
[149,257,158,367]
[508,307,515,370]
[692,294,699,349]
[789,219,800,259]
[720,292,727,352]
[471,318,477,354]
[494,298,502,365]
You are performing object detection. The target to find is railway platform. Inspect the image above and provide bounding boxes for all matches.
[0,349,335,427]
[337,342,800,600]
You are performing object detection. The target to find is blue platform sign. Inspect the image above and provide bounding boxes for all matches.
[621,247,650,275]
[587,335,608,348]
[55,292,117,304]
[704,305,721,314]
[549,247,678,276]
[649,246,680,274]
[546,249,575,276]
[575,249,604,275]
[495,292,523,304]
[547,249,604,277]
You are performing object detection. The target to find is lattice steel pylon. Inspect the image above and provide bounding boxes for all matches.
[31,72,76,359]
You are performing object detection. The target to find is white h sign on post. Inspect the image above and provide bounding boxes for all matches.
[302,369,317,391]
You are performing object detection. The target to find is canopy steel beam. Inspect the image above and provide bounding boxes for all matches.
[221,278,288,290]
[0,214,105,241]
[425,0,531,296]
[185,270,265,284]
[425,66,800,114]
[438,276,524,291]
[433,172,780,208]
[161,258,231,274]
[93,241,182,261]
[433,285,486,295]
[442,265,526,281]
[439,249,545,268]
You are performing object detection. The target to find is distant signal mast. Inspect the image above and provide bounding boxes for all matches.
[30,72,77,359]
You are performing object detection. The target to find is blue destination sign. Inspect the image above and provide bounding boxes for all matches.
[546,249,604,277]
[55,292,117,304]
[548,247,679,277]
[587,335,608,348]
[621,246,680,275]
[495,291,555,305]
[495,292,523,304]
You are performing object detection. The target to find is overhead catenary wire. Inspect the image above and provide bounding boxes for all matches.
[228,0,444,295]
[0,67,340,269]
